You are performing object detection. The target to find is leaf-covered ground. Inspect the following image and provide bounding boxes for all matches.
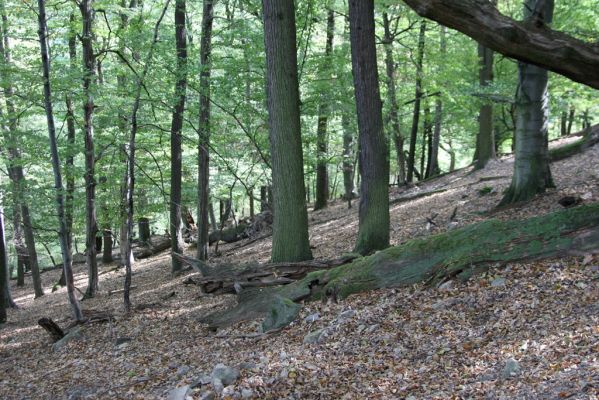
[1,142,598,399]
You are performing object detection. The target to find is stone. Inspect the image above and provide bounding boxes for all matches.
[337,309,357,321]
[491,277,506,287]
[304,313,320,323]
[241,388,253,399]
[222,386,236,398]
[52,327,83,352]
[262,296,302,332]
[438,280,454,291]
[212,377,224,393]
[190,374,212,388]
[167,385,190,400]
[199,391,216,400]
[303,328,327,345]
[366,324,380,334]
[211,364,240,386]
[238,362,257,371]
[115,337,132,346]
[501,358,521,379]
[176,365,190,377]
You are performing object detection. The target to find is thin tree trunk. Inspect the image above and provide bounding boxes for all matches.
[567,106,575,135]
[170,0,188,273]
[80,0,98,298]
[123,0,170,312]
[0,206,9,322]
[382,11,406,186]
[499,0,554,206]
[263,0,312,262]
[407,20,426,183]
[421,103,430,176]
[474,33,496,169]
[12,209,25,287]
[313,9,335,211]
[349,0,389,255]
[36,0,83,321]
[197,0,214,262]
[428,27,445,177]
[341,113,355,207]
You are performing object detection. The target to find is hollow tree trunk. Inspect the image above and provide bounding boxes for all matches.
[197,0,214,262]
[263,0,312,262]
[36,0,83,321]
[407,20,426,183]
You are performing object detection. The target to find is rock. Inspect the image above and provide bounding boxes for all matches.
[303,313,320,323]
[262,296,302,332]
[176,365,190,377]
[438,280,454,291]
[241,388,253,399]
[190,374,212,388]
[238,362,257,371]
[303,328,327,345]
[115,337,132,346]
[337,309,357,322]
[357,324,366,333]
[491,277,507,287]
[222,386,236,398]
[279,368,289,379]
[366,324,380,334]
[52,327,83,352]
[501,358,521,379]
[211,364,240,386]
[212,377,224,393]
[199,391,216,400]
[167,385,190,400]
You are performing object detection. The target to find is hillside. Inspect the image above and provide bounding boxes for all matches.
[1,144,598,400]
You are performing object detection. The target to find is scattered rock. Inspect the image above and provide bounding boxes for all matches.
[366,324,380,334]
[52,327,83,352]
[199,391,216,400]
[176,365,190,377]
[211,377,224,393]
[491,277,507,287]
[211,363,240,386]
[222,386,236,398]
[115,337,132,346]
[261,296,302,332]
[303,328,328,345]
[190,374,212,389]
[303,313,320,323]
[501,358,521,379]
[241,388,253,399]
[337,309,357,322]
[438,280,455,291]
[167,385,190,400]
[238,362,257,371]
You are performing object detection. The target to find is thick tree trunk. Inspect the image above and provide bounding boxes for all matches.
[313,9,335,211]
[197,0,214,263]
[102,229,113,263]
[36,0,83,321]
[349,0,389,255]
[474,38,496,169]
[200,202,599,329]
[500,0,554,206]
[382,11,406,186]
[407,20,426,183]
[263,0,312,262]
[401,0,599,90]
[80,0,99,298]
[170,0,188,273]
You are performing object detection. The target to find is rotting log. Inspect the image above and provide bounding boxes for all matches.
[549,124,599,162]
[38,317,65,342]
[199,203,599,329]
[131,235,170,259]
[174,252,358,294]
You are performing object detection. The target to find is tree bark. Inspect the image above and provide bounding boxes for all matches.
[401,0,599,90]
[262,0,312,262]
[349,0,389,255]
[407,20,426,183]
[313,9,335,211]
[0,205,15,318]
[474,35,496,169]
[500,0,554,206]
[197,0,214,262]
[341,113,355,205]
[428,27,445,178]
[79,0,99,298]
[36,0,83,321]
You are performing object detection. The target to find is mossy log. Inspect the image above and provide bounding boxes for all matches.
[549,124,599,162]
[200,203,599,330]
[208,223,249,246]
[132,235,171,259]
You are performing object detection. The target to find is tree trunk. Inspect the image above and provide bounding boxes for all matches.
[79,0,99,298]
[0,206,7,323]
[349,0,389,255]
[474,38,496,169]
[313,9,335,211]
[341,113,355,206]
[382,11,406,186]
[567,106,575,135]
[428,27,445,178]
[12,210,25,287]
[170,0,187,273]
[248,189,254,219]
[407,20,426,183]
[197,0,214,263]
[422,103,431,176]
[200,203,599,329]
[500,0,554,206]
[36,0,83,321]
[102,229,113,263]
[263,0,312,262]
[401,0,599,90]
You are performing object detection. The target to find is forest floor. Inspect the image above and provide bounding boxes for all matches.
[1,138,598,400]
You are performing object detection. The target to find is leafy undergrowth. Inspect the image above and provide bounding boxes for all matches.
[1,143,598,399]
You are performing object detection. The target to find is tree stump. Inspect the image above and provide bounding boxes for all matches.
[38,317,65,342]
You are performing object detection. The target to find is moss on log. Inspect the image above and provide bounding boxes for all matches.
[549,124,599,162]
[200,203,599,329]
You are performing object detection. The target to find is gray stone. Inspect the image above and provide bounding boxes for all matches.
[52,327,83,352]
[337,309,357,321]
[167,385,190,400]
[211,363,240,386]
[199,391,216,400]
[491,277,507,287]
[212,377,224,393]
[501,358,521,379]
[438,280,454,291]
[241,388,253,399]
[115,337,132,346]
[238,362,257,371]
[176,365,191,377]
[304,313,320,323]
[366,324,380,334]
[303,328,327,345]
[262,296,302,332]
[190,374,212,388]
[222,386,236,398]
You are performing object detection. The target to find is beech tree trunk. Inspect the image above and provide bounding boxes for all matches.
[401,0,599,90]
[349,0,389,255]
[197,0,214,262]
[313,9,334,211]
[36,0,83,321]
[474,35,496,169]
[170,0,188,273]
[263,0,312,262]
[341,113,355,205]
[0,206,8,323]
[500,0,554,206]
[407,20,426,183]
[428,27,445,178]
[80,0,99,298]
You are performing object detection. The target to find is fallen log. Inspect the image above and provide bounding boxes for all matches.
[132,235,170,259]
[174,252,358,295]
[199,203,599,330]
[549,124,599,162]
